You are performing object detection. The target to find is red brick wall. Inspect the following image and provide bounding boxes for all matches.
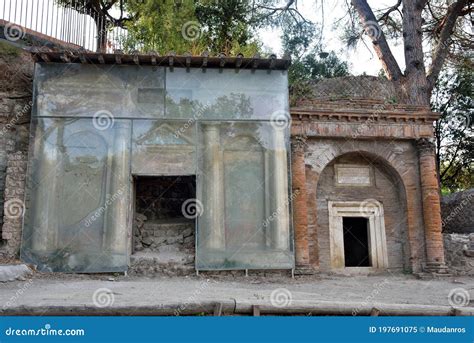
[299,138,427,273]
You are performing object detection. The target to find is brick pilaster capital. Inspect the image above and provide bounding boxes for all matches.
[416,138,436,155]
[291,135,307,154]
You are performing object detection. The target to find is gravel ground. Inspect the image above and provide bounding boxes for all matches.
[1,272,473,314]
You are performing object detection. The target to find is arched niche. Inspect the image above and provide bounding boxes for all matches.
[315,151,410,272]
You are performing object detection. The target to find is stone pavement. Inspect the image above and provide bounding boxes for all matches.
[1,272,473,315]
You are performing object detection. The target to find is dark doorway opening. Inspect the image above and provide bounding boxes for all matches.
[343,217,371,267]
[131,175,196,275]
[134,175,196,222]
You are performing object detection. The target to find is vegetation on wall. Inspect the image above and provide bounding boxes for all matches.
[432,64,473,193]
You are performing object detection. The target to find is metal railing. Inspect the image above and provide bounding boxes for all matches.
[0,0,129,52]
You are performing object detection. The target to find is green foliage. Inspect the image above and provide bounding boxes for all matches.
[281,17,349,104]
[288,52,350,85]
[432,63,474,193]
[122,0,206,54]
[195,0,261,55]
[120,0,261,56]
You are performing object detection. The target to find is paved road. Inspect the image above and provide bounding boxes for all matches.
[1,273,473,315]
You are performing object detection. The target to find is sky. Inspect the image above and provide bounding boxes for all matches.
[259,0,406,76]
[0,0,406,76]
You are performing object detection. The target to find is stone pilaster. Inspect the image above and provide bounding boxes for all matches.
[272,128,290,251]
[202,124,225,250]
[291,135,310,268]
[105,121,131,258]
[416,138,447,273]
[30,121,59,253]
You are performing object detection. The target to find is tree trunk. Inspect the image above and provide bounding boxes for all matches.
[394,75,430,106]
[351,0,402,81]
[351,0,435,106]
[95,15,107,53]
[399,0,430,106]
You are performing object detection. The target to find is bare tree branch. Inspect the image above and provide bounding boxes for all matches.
[377,0,402,22]
[351,0,402,80]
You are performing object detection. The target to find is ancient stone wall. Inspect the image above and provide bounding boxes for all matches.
[133,214,194,254]
[0,42,33,259]
[443,233,474,275]
[307,76,398,101]
[441,189,474,234]
[131,215,195,276]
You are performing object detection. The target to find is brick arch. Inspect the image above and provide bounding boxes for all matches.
[309,142,412,179]
[307,144,422,272]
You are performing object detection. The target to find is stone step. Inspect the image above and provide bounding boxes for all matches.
[415,272,453,279]
[294,266,317,275]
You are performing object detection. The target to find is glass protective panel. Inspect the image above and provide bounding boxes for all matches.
[21,118,132,272]
[166,68,289,119]
[34,63,165,118]
[132,120,196,175]
[24,63,292,272]
[196,121,294,270]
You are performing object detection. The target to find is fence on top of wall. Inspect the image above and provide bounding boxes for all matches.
[0,0,129,52]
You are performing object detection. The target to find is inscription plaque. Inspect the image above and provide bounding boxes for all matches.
[335,164,372,186]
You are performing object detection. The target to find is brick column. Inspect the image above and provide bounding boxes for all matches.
[291,135,310,268]
[416,139,447,273]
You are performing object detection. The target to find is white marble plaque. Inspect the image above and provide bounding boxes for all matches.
[335,165,372,186]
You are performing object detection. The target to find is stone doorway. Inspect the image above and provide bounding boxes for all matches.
[130,175,196,276]
[343,217,371,267]
[328,201,388,271]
